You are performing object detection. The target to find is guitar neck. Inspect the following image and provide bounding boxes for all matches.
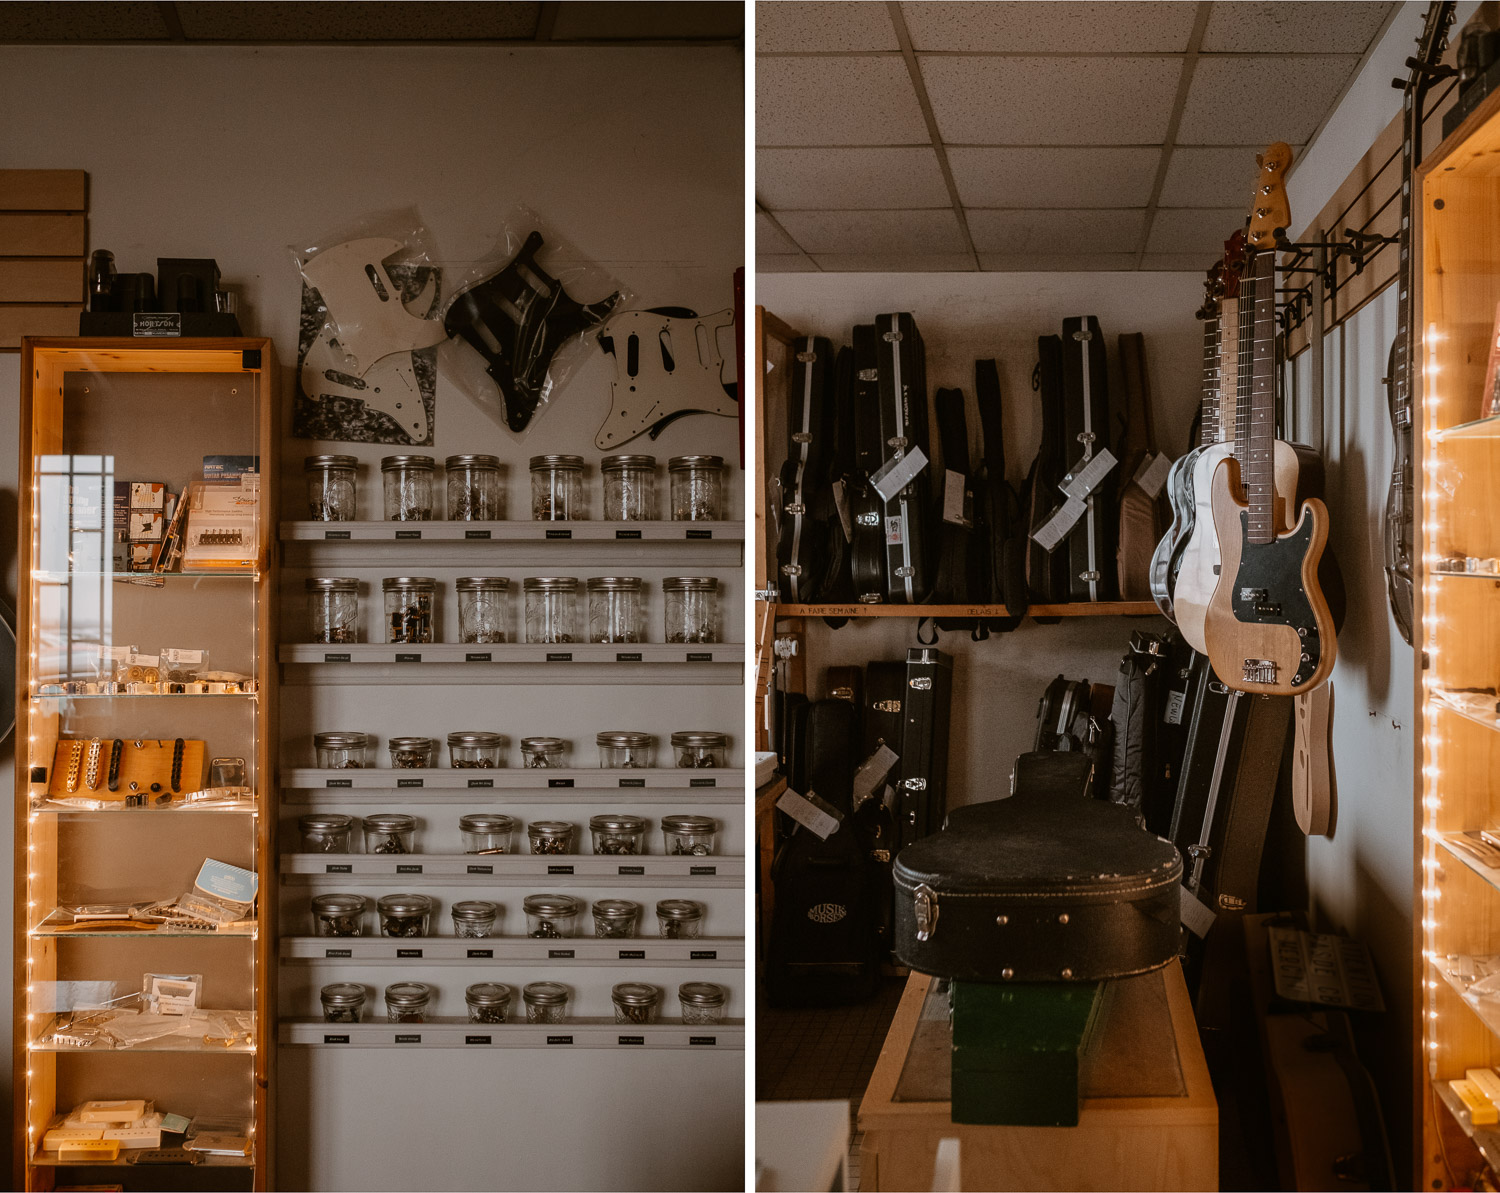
[1199,314,1220,445]
[1235,269,1255,463]
[1246,252,1278,545]
[1218,296,1239,444]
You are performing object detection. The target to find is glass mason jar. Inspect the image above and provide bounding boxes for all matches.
[669,455,724,521]
[460,813,516,855]
[590,814,646,856]
[381,455,435,521]
[527,819,575,855]
[448,731,505,768]
[656,898,705,940]
[300,813,353,853]
[363,813,416,855]
[522,981,571,1024]
[466,982,512,1025]
[456,576,510,644]
[611,982,662,1025]
[596,731,654,769]
[678,981,727,1025]
[383,576,437,644]
[587,576,644,643]
[305,454,358,522]
[592,898,641,939]
[662,814,717,857]
[321,982,368,1024]
[524,577,578,643]
[663,576,719,644]
[671,731,727,769]
[315,731,372,769]
[530,454,586,521]
[307,577,359,644]
[388,737,438,769]
[312,893,367,937]
[377,893,433,938]
[523,894,581,939]
[520,736,567,768]
[384,981,433,1023]
[450,900,500,939]
[601,454,656,521]
[446,454,503,521]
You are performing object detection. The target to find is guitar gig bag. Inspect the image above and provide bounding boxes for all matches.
[775,335,839,603]
[1061,316,1117,601]
[896,647,952,849]
[1021,336,1071,603]
[768,821,880,1006]
[874,312,935,603]
[975,358,1026,625]
[821,344,859,612]
[1115,332,1167,601]
[849,323,887,603]
[799,698,860,817]
[931,386,993,635]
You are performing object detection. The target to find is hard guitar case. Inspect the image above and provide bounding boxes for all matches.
[930,386,985,609]
[864,660,905,761]
[1061,315,1117,601]
[849,323,887,603]
[821,345,859,611]
[1021,336,1072,603]
[1115,332,1168,601]
[797,698,860,817]
[874,312,935,604]
[975,358,1027,625]
[895,647,953,849]
[775,335,839,603]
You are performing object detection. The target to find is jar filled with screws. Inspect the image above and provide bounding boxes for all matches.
[524,893,581,939]
[388,737,438,769]
[596,731,654,769]
[312,893,367,937]
[381,455,435,521]
[669,454,724,521]
[524,576,578,643]
[307,577,360,644]
[446,453,503,521]
[377,893,433,938]
[527,819,576,855]
[300,813,354,853]
[601,454,656,521]
[457,576,510,644]
[664,576,719,643]
[530,454,586,520]
[450,900,501,939]
[662,814,717,856]
[460,813,516,855]
[592,898,641,939]
[315,731,372,769]
[320,982,368,1024]
[363,813,416,854]
[522,981,571,1024]
[678,981,727,1025]
[590,814,646,855]
[465,982,512,1024]
[587,576,644,643]
[671,730,727,769]
[305,454,358,522]
[384,981,434,1023]
[448,731,505,768]
[520,736,568,768]
[611,981,662,1025]
[656,899,705,939]
[383,576,437,644]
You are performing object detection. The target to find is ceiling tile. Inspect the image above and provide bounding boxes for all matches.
[1139,253,1213,272]
[1176,56,1359,146]
[756,1,897,52]
[1144,208,1245,256]
[979,253,1140,271]
[777,209,969,255]
[966,209,1146,255]
[903,1,1198,52]
[1201,2,1394,53]
[1157,146,1265,209]
[756,212,802,255]
[551,1,741,40]
[920,56,1182,146]
[810,253,977,271]
[758,254,821,273]
[0,1,170,39]
[757,148,950,209]
[757,56,929,146]
[175,1,541,39]
[949,147,1160,208]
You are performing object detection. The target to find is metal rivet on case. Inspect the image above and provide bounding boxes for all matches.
[1060,968,1073,979]
[995,915,1008,926]
[1001,968,1014,980]
[1057,913,1069,925]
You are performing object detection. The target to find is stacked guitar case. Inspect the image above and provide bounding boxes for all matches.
[1061,316,1117,601]
[872,313,935,604]
[1021,336,1072,603]
[774,335,844,603]
[848,324,887,603]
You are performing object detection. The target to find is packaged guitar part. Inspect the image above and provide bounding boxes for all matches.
[181,480,257,571]
[158,648,207,685]
[78,1100,147,1124]
[141,973,201,1015]
[167,858,258,926]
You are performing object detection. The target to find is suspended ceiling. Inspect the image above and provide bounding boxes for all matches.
[757,0,1398,272]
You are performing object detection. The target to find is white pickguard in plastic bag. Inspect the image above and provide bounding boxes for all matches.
[301,237,447,375]
[300,335,428,442]
[594,308,737,450]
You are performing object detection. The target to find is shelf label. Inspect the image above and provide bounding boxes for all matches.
[466,1035,492,1045]
[690,866,717,876]
[548,949,575,959]
[466,865,493,876]
[397,778,423,788]
[545,529,572,540]
[465,529,491,540]
[619,778,645,788]
[618,949,645,959]
[618,1035,645,1045]
[396,864,423,874]
[324,1034,350,1044]
[395,1034,421,1044]
[326,779,353,788]
[395,653,422,663]
[690,777,717,788]
[325,864,352,874]
[466,949,493,959]
[547,865,575,875]
[467,779,493,788]
[324,653,351,663]
[396,948,423,958]
[324,949,352,958]
[546,652,573,662]
[547,1035,574,1045]
[687,652,713,662]
[686,529,712,539]
[615,652,642,662]
[548,778,575,788]
[615,529,642,540]
[323,530,351,540]
[465,652,492,663]
[690,950,719,960]
[689,1036,717,1046]
[394,530,421,540]
[618,865,645,875]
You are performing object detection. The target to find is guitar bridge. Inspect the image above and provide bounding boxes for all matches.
[1242,659,1277,684]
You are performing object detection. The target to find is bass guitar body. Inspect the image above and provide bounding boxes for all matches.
[1204,457,1336,697]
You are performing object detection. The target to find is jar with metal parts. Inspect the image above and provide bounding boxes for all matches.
[520,736,567,768]
[592,898,641,939]
[465,982,512,1024]
[305,454,358,521]
[381,455,435,521]
[587,576,644,643]
[527,820,576,855]
[523,576,578,643]
[669,454,724,521]
[457,576,510,644]
[448,731,505,768]
[596,731,654,769]
[662,814,717,856]
[523,894,581,939]
[601,454,656,520]
[306,577,359,643]
[671,730,727,769]
[312,893,367,937]
[321,982,368,1024]
[656,898,705,940]
[377,893,433,938]
[315,731,372,769]
[384,981,433,1023]
[388,737,438,769]
[678,981,727,1025]
[522,981,571,1024]
[460,813,516,855]
[446,454,503,521]
[663,576,719,643]
[530,454,586,520]
[611,982,662,1025]
[363,813,416,855]
[300,813,353,853]
[450,900,500,939]
[589,814,646,855]
[383,576,436,644]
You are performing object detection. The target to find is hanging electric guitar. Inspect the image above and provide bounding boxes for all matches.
[1384,1,1457,645]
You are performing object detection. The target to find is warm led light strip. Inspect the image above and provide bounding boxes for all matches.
[1422,323,1443,1067]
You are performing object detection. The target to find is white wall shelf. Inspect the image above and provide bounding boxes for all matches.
[279,1020,744,1050]
[281,519,743,543]
[282,767,743,792]
[281,936,743,966]
[280,853,743,884]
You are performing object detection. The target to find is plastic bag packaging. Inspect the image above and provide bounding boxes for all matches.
[439,207,634,439]
[159,648,207,684]
[290,208,445,447]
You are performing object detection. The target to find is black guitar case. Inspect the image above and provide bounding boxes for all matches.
[821,345,859,615]
[775,335,838,603]
[975,359,1026,627]
[768,821,880,1006]
[896,647,952,849]
[864,660,905,762]
[946,751,1095,830]
[874,312,935,604]
[849,323,887,603]
[796,698,860,817]
[1021,336,1071,603]
[930,386,992,636]
[1061,316,1117,601]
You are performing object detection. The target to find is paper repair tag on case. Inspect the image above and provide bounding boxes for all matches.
[1132,451,1173,500]
[1179,884,1216,937]
[941,470,974,528]
[776,788,841,840]
[852,744,900,805]
[870,445,929,504]
[1032,496,1088,552]
[194,858,259,903]
[1059,446,1118,501]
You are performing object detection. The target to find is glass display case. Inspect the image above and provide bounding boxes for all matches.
[14,339,278,1190]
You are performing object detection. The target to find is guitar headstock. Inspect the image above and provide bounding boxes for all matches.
[1221,229,1247,298]
[1247,142,1293,250]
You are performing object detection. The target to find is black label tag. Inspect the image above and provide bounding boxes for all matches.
[690,865,717,876]
[465,652,492,662]
[29,766,47,784]
[547,1035,573,1045]
[395,530,421,540]
[687,652,713,662]
[548,949,575,959]
[396,864,423,874]
[465,529,491,539]
[547,778,575,788]
[690,950,718,960]
[395,652,422,663]
[467,778,494,788]
[326,778,353,788]
[396,948,423,958]
[466,948,493,959]
[619,949,645,959]
[545,529,572,539]
[466,865,493,876]
[324,653,351,663]
[689,1035,717,1046]
[618,1035,645,1045]
[615,652,643,662]
[686,529,712,539]
[615,529,642,540]
[397,778,423,788]
[395,1034,421,1044]
[465,1035,492,1045]
[545,652,573,662]
[324,1034,350,1044]
[619,778,645,788]
[547,865,575,875]
[324,530,351,540]
[618,865,645,875]
[133,311,181,337]
[325,948,352,958]
[325,864,352,873]
[690,777,716,787]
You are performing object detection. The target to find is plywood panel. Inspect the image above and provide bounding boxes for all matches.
[0,214,85,257]
[0,306,80,349]
[0,170,86,212]
[0,260,82,304]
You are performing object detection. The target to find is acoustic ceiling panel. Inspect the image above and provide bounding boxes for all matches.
[775,209,968,255]
[966,208,1148,255]
[948,146,1161,209]
[757,147,950,210]
[902,1,1199,54]
[757,56,929,146]
[1200,1,1393,53]
[755,0,899,52]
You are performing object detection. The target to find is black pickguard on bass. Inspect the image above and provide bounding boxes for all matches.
[1228,510,1327,689]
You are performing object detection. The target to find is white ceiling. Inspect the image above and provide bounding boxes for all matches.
[756,0,1398,272]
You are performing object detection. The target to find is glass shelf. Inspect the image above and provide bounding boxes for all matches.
[1429,687,1500,733]
[30,1013,255,1053]
[1434,1078,1500,1172]
[32,1147,255,1168]
[1432,568,1500,581]
[1434,412,1500,442]
[33,570,259,582]
[1434,955,1500,1045]
[29,691,259,700]
[30,803,257,816]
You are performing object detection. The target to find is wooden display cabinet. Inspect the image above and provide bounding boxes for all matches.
[14,340,278,1190]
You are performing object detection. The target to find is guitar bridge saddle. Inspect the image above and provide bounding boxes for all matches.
[1242,659,1277,684]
